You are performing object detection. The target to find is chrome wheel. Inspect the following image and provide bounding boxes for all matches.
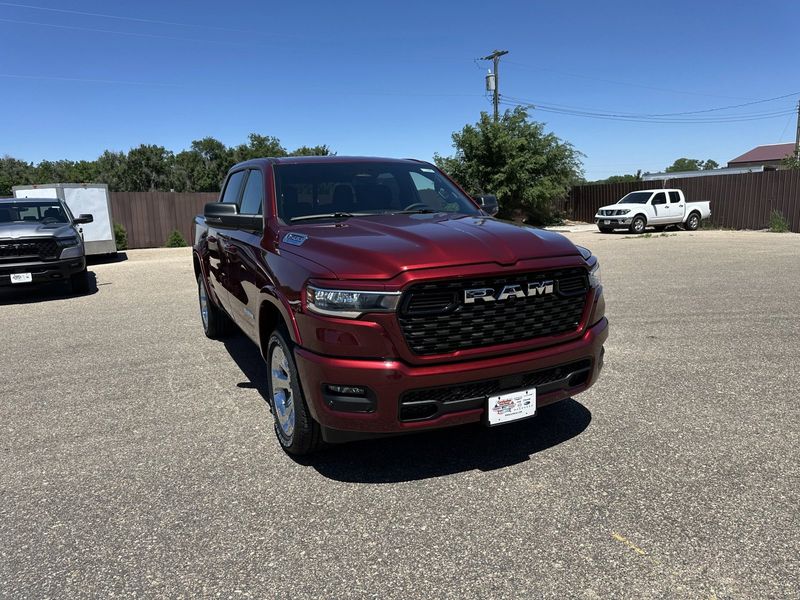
[198,278,209,330]
[270,346,295,438]
[688,214,699,230]
[633,218,645,233]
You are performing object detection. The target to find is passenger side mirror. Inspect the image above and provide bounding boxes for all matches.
[204,202,263,231]
[474,194,499,216]
[74,214,93,225]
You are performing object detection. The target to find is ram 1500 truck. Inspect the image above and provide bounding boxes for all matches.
[193,157,608,454]
[0,197,93,293]
[594,189,711,233]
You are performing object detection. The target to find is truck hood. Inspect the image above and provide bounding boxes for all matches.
[280,213,581,280]
[0,222,76,239]
[597,204,631,212]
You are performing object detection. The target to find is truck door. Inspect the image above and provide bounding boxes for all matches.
[665,191,684,223]
[208,169,247,314]
[223,168,266,342]
[649,191,668,224]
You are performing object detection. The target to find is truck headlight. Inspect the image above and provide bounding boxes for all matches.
[306,286,401,319]
[589,262,602,288]
[56,236,80,248]
[576,246,602,288]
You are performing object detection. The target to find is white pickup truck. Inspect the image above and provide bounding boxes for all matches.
[594,189,711,234]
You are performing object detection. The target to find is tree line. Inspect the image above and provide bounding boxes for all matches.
[0,134,332,196]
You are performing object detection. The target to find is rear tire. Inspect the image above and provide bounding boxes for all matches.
[197,274,232,339]
[266,328,322,455]
[70,268,90,295]
[629,215,646,234]
[685,212,700,231]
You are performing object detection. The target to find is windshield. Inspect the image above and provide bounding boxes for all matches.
[274,162,479,222]
[0,201,70,224]
[618,192,653,204]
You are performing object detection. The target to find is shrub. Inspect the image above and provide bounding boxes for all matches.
[768,210,789,233]
[165,229,188,247]
[113,222,128,250]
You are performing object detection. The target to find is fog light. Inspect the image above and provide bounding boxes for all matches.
[325,384,367,396]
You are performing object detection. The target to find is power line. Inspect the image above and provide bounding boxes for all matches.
[502,92,800,119]
[0,1,252,33]
[0,17,266,47]
[499,99,796,124]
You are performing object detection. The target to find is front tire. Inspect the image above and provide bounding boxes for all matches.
[629,215,646,234]
[267,328,321,455]
[685,212,700,231]
[197,274,232,339]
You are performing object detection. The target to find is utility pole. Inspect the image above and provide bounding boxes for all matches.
[795,99,800,161]
[481,49,509,122]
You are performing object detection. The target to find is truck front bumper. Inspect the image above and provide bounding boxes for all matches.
[295,317,608,442]
[0,257,86,287]
[595,216,632,227]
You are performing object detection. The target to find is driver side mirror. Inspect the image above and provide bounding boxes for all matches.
[474,194,499,216]
[74,214,93,225]
[204,202,263,231]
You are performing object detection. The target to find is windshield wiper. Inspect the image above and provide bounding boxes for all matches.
[396,208,437,214]
[290,212,367,222]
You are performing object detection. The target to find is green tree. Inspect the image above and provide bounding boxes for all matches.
[125,145,175,191]
[94,151,128,191]
[178,137,233,192]
[290,144,334,156]
[232,133,287,163]
[592,170,642,184]
[781,153,800,169]
[434,107,582,224]
[0,156,34,195]
[666,157,719,172]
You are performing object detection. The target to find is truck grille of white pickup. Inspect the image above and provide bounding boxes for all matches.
[0,238,60,262]
[397,268,589,356]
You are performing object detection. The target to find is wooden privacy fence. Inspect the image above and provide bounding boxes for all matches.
[108,170,800,249]
[109,192,218,249]
[567,169,800,232]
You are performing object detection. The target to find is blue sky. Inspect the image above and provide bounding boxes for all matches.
[1,0,798,180]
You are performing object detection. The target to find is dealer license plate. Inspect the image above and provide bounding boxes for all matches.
[603,219,611,224]
[487,387,536,425]
[10,273,33,284]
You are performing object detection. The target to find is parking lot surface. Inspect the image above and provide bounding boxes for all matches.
[1,230,799,598]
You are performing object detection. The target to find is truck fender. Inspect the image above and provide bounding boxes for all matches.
[683,209,700,223]
[258,286,302,347]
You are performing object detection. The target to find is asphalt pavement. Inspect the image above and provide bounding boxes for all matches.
[1,230,798,598]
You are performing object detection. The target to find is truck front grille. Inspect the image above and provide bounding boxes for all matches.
[398,268,588,356]
[0,238,60,262]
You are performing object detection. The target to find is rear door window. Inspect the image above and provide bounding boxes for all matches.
[668,191,681,204]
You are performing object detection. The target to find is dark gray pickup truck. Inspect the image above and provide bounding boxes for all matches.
[0,197,93,294]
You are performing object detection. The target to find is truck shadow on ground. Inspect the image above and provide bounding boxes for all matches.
[223,332,592,483]
[0,271,98,305]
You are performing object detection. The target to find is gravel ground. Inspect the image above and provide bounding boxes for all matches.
[1,230,798,599]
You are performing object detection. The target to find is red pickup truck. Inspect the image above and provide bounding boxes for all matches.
[193,157,607,454]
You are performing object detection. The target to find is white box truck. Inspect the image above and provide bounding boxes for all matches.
[13,183,117,255]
